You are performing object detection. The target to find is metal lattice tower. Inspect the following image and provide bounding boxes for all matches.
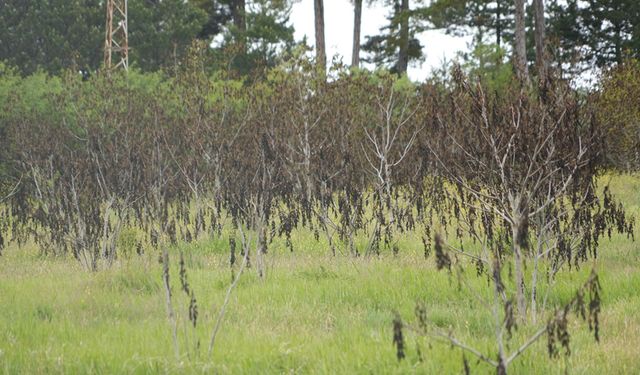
[104,0,129,71]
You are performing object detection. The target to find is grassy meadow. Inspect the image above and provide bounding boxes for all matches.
[1,175,639,374]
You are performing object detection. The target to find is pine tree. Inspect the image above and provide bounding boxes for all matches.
[352,0,364,68]
[361,0,425,74]
[423,0,515,48]
[548,0,640,73]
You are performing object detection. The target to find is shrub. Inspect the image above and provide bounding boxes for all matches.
[596,59,640,171]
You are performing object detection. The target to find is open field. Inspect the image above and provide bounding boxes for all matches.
[1,175,639,374]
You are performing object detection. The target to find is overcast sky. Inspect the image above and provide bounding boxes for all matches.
[290,0,473,81]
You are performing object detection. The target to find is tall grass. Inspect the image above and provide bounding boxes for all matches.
[0,175,638,374]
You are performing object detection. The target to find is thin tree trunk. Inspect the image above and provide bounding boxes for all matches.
[512,223,527,321]
[397,0,410,75]
[487,244,508,374]
[208,223,251,356]
[256,217,266,279]
[509,194,528,320]
[314,0,326,73]
[232,0,246,54]
[533,0,547,84]
[496,0,502,48]
[514,0,529,83]
[614,24,622,65]
[352,0,363,68]
[530,212,547,324]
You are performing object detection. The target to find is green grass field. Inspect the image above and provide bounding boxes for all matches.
[1,175,639,374]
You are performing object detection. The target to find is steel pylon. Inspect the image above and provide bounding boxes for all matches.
[104,0,129,71]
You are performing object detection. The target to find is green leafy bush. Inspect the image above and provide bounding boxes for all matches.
[596,59,640,171]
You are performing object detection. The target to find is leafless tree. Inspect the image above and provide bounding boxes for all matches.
[359,75,421,255]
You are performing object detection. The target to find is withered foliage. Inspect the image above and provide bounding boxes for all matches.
[434,233,451,271]
[393,311,406,361]
[547,270,602,358]
[4,52,628,274]
[1,52,445,271]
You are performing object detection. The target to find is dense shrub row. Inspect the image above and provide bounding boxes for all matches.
[0,54,635,273]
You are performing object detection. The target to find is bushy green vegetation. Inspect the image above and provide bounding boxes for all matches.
[596,59,640,171]
[0,175,638,374]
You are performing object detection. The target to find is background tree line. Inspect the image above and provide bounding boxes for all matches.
[0,0,638,80]
[0,0,295,76]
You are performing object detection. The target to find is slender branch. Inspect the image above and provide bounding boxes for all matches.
[208,224,251,356]
[505,327,547,365]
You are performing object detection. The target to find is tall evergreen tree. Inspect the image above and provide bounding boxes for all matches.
[533,0,547,83]
[352,0,363,68]
[513,0,529,82]
[361,0,424,74]
[128,0,208,71]
[314,0,327,72]
[580,0,640,65]
[0,0,208,75]
[423,0,514,48]
[0,0,103,75]
[397,0,411,74]
[548,0,640,75]
[191,0,233,41]
[210,0,295,75]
